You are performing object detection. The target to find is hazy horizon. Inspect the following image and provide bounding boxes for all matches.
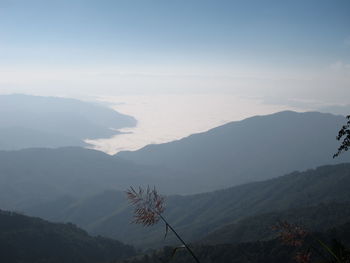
[86,94,304,154]
[1,0,349,152]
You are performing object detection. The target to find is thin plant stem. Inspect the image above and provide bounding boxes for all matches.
[158,214,201,263]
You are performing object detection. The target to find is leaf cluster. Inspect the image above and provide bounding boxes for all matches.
[334,115,350,158]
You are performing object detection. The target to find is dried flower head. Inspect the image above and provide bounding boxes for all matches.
[126,186,165,226]
[272,221,308,247]
[294,251,312,263]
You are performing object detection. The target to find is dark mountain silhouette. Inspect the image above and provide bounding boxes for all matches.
[25,163,350,248]
[118,111,350,192]
[0,94,136,150]
[0,210,135,263]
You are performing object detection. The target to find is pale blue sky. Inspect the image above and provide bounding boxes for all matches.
[0,0,349,104]
[1,0,349,65]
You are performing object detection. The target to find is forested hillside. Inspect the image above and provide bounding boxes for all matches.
[201,202,350,245]
[114,222,350,263]
[25,163,350,248]
[0,210,135,263]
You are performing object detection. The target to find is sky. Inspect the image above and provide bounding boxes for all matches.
[0,0,349,152]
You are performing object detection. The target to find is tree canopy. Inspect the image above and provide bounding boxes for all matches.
[334,115,350,158]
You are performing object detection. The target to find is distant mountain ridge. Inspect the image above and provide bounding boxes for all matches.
[2,106,349,194]
[0,94,136,150]
[118,111,350,191]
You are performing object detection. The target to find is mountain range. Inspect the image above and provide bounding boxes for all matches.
[0,103,350,261]
[25,163,350,248]
[0,111,348,213]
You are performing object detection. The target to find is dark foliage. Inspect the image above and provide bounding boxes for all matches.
[334,115,350,158]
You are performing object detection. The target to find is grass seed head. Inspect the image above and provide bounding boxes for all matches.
[126,186,165,226]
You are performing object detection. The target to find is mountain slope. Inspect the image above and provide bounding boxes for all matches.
[0,210,135,263]
[26,163,350,248]
[0,94,136,150]
[0,147,199,211]
[114,222,350,263]
[201,202,350,245]
[118,111,350,191]
[0,126,86,149]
